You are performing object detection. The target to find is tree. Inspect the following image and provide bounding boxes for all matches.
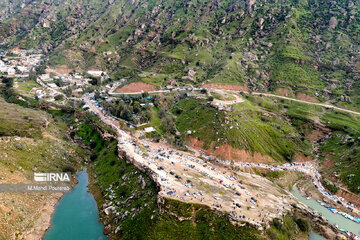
[14,67,21,74]
[142,91,149,98]
[94,91,101,100]
[64,87,72,97]
[35,61,46,75]
[140,109,152,123]
[133,101,141,113]
[54,78,64,87]
[28,70,37,81]
[1,77,16,101]
[54,95,64,101]
[200,88,207,94]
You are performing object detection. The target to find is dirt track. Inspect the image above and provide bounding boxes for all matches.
[250,92,360,116]
[111,83,360,116]
[84,96,303,229]
[209,89,245,106]
[201,83,248,91]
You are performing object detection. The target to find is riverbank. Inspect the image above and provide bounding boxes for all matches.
[292,186,360,238]
[79,120,264,239]
[17,193,63,240]
[20,173,80,240]
[0,98,84,240]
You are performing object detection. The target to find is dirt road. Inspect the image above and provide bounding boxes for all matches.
[84,94,360,225]
[84,95,297,228]
[109,85,360,116]
[250,92,360,116]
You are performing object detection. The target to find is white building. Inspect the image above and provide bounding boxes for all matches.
[40,74,52,82]
[144,127,156,133]
[48,83,58,88]
[7,67,16,76]
[87,70,106,77]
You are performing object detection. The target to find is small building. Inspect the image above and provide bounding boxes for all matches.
[7,67,16,76]
[73,88,83,93]
[87,70,106,77]
[48,83,58,88]
[144,127,156,133]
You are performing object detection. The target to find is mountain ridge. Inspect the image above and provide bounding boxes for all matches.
[1,0,360,109]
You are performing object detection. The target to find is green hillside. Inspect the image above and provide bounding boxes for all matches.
[1,0,359,109]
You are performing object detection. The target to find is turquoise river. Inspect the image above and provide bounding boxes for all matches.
[43,168,108,240]
[291,187,360,239]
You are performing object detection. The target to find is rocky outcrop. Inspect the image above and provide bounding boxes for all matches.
[329,16,338,29]
[291,204,343,239]
[246,0,257,14]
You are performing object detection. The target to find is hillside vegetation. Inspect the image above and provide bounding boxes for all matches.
[1,0,359,109]
[75,120,262,240]
[0,97,82,239]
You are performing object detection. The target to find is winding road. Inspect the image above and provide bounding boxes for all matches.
[109,86,360,116]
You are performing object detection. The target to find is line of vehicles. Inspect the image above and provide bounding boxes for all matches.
[86,91,358,233]
[208,157,360,226]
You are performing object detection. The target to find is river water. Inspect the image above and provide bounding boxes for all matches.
[291,187,360,238]
[43,168,108,240]
[308,232,326,240]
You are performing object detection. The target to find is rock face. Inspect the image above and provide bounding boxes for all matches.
[246,0,257,14]
[103,225,111,235]
[243,51,258,62]
[291,204,342,239]
[329,16,338,29]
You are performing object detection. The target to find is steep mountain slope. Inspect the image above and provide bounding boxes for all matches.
[0,96,82,239]
[0,0,111,51]
[1,0,359,109]
[49,0,360,106]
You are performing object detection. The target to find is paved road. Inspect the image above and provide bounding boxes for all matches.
[110,86,360,116]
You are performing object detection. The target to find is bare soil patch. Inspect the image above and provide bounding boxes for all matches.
[306,129,322,141]
[296,92,318,103]
[115,82,157,93]
[201,84,248,92]
[322,159,334,169]
[42,132,60,142]
[306,124,331,143]
[294,154,312,163]
[274,88,292,96]
[19,193,62,240]
[189,137,275,164]
[46,66,72,75]
[336,189,360,208]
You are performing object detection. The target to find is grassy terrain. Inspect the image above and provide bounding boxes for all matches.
[172,98,311,162]
[15,79,40,96]
[267,214,309,240]
[0,97,45,138]
[0,97,82,239]
[319,112,360,194]
[243,95,360,193]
